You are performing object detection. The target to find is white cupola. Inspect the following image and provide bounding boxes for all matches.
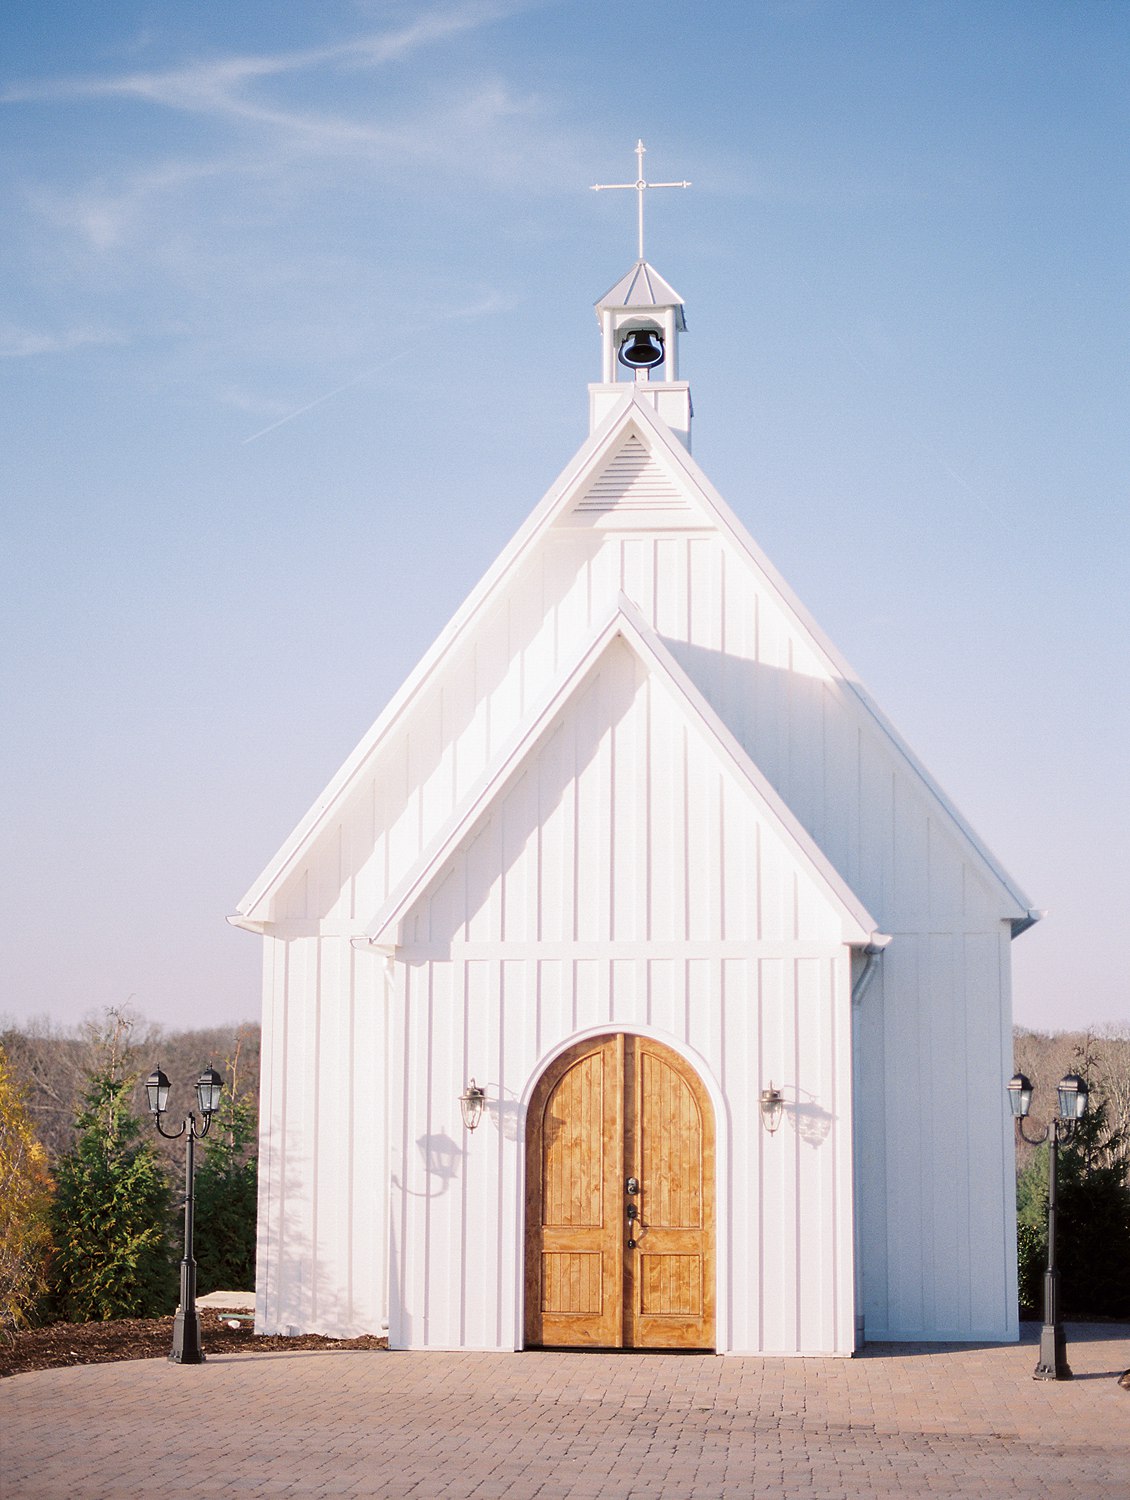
[588,142,693,448]
[589,259,692,448]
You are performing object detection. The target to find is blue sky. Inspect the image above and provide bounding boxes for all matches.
[2,0,1127,1033]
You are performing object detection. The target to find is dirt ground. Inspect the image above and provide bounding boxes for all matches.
[0,1310,386,1378]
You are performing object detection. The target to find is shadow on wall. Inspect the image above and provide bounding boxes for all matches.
[665,637,850,872]
[263,1119,389,1340]
[393,1132,464,1198]
[788,1094,834,1148]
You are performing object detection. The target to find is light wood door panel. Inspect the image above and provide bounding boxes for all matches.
[525,1033,714,1350]
[625,1035,715,1349]
[524,1035,623,1347]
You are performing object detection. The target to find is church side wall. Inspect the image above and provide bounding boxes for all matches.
[854,925,1018,1342]
[255,933,389,1339]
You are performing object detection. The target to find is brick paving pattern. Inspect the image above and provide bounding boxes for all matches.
[3,1324,1128,1498]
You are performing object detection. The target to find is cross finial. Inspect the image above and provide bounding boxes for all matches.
[592,139,691,261]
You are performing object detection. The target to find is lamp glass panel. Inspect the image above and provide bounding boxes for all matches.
[196,1068,224,1116]
[146,1068,170,1115]
[460,1084,484,1132]
[1057,1075,1088,1120]
[760,1089,784,1135]
[1007,1074,1032,1119]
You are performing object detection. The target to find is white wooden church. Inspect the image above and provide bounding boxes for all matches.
[232,186,1038,1355]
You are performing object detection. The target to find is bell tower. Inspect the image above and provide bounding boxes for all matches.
[589,141,692,448]
[589,260,692,448]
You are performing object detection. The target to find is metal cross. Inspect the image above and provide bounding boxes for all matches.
[591,139,691,262]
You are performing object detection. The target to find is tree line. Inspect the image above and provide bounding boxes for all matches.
[1,1009,258,1335]
[2,1015,1128,1336]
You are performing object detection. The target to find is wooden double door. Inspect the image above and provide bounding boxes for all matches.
[524,1033,715,1349]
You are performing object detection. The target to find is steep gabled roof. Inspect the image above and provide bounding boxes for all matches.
[362,596,880,950]
[234,387,1034,928]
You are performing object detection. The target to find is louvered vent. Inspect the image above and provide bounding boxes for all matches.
[574,436,690,513]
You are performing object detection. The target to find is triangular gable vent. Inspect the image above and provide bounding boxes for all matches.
[571,434,692,517]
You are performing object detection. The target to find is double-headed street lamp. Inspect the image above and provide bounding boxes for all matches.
[146,1064,224,1364]
[1007,1070,1089,1381]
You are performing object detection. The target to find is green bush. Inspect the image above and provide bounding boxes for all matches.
[1016,1089,1130,1320]
[193,1083,257,1294]
[1016,1219,1044,1318]
[46,1068,175,1321]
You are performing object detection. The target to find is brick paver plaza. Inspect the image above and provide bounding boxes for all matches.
[3,1324,1128,1498]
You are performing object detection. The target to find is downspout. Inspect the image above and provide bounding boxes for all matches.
[850,932,890,1351]
[852,932,891,1006]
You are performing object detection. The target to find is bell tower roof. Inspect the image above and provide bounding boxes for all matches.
[596,260,687,331]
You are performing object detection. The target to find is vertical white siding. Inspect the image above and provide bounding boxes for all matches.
[255,932,390,1338]
[380,636,856,1354]
[256,425,1024,1349]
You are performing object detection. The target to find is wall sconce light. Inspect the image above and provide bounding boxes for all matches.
[760,1083,784,1136]
[459,1079,486,1133]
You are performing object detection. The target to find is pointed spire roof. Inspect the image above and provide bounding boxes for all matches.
[596,260,687,329]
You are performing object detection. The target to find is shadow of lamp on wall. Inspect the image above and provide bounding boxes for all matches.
[1007,1070,1089,1381]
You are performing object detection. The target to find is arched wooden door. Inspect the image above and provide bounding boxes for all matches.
[524,1033,715,1350]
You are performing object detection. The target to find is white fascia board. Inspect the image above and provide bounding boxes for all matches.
[235,392,646,921]
[623,398,1035,921]
[365,594,879,949]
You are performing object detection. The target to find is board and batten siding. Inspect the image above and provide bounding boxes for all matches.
[387,635,856,1353]
[253,425,1022,1346]
[254,932,389,1338]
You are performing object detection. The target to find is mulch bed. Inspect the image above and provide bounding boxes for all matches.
[1,1310,386,1378]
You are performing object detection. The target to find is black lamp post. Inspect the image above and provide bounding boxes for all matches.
[1007,1070,1089,1380]
[146,1063,224,1364]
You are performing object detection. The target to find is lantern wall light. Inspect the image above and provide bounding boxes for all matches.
[459,1079,486,1133]
[1006,1070,1089,1380]
[760,1083,785,1136]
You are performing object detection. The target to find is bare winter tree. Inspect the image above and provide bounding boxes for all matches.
[0,1009,260,1172]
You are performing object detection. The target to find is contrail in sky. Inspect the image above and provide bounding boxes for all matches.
[241,291,509,444]
[241,349,413,444]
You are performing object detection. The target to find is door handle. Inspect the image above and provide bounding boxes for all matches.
[626,1201,639,1248]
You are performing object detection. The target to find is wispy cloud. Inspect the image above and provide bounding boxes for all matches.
[0,325,125,358]
[4,2,559,263]
[2,4,521,128]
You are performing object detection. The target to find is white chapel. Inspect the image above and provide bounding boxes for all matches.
[232,168,1038,1355]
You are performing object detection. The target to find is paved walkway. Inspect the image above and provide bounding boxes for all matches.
[3,1324,1129,1498]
